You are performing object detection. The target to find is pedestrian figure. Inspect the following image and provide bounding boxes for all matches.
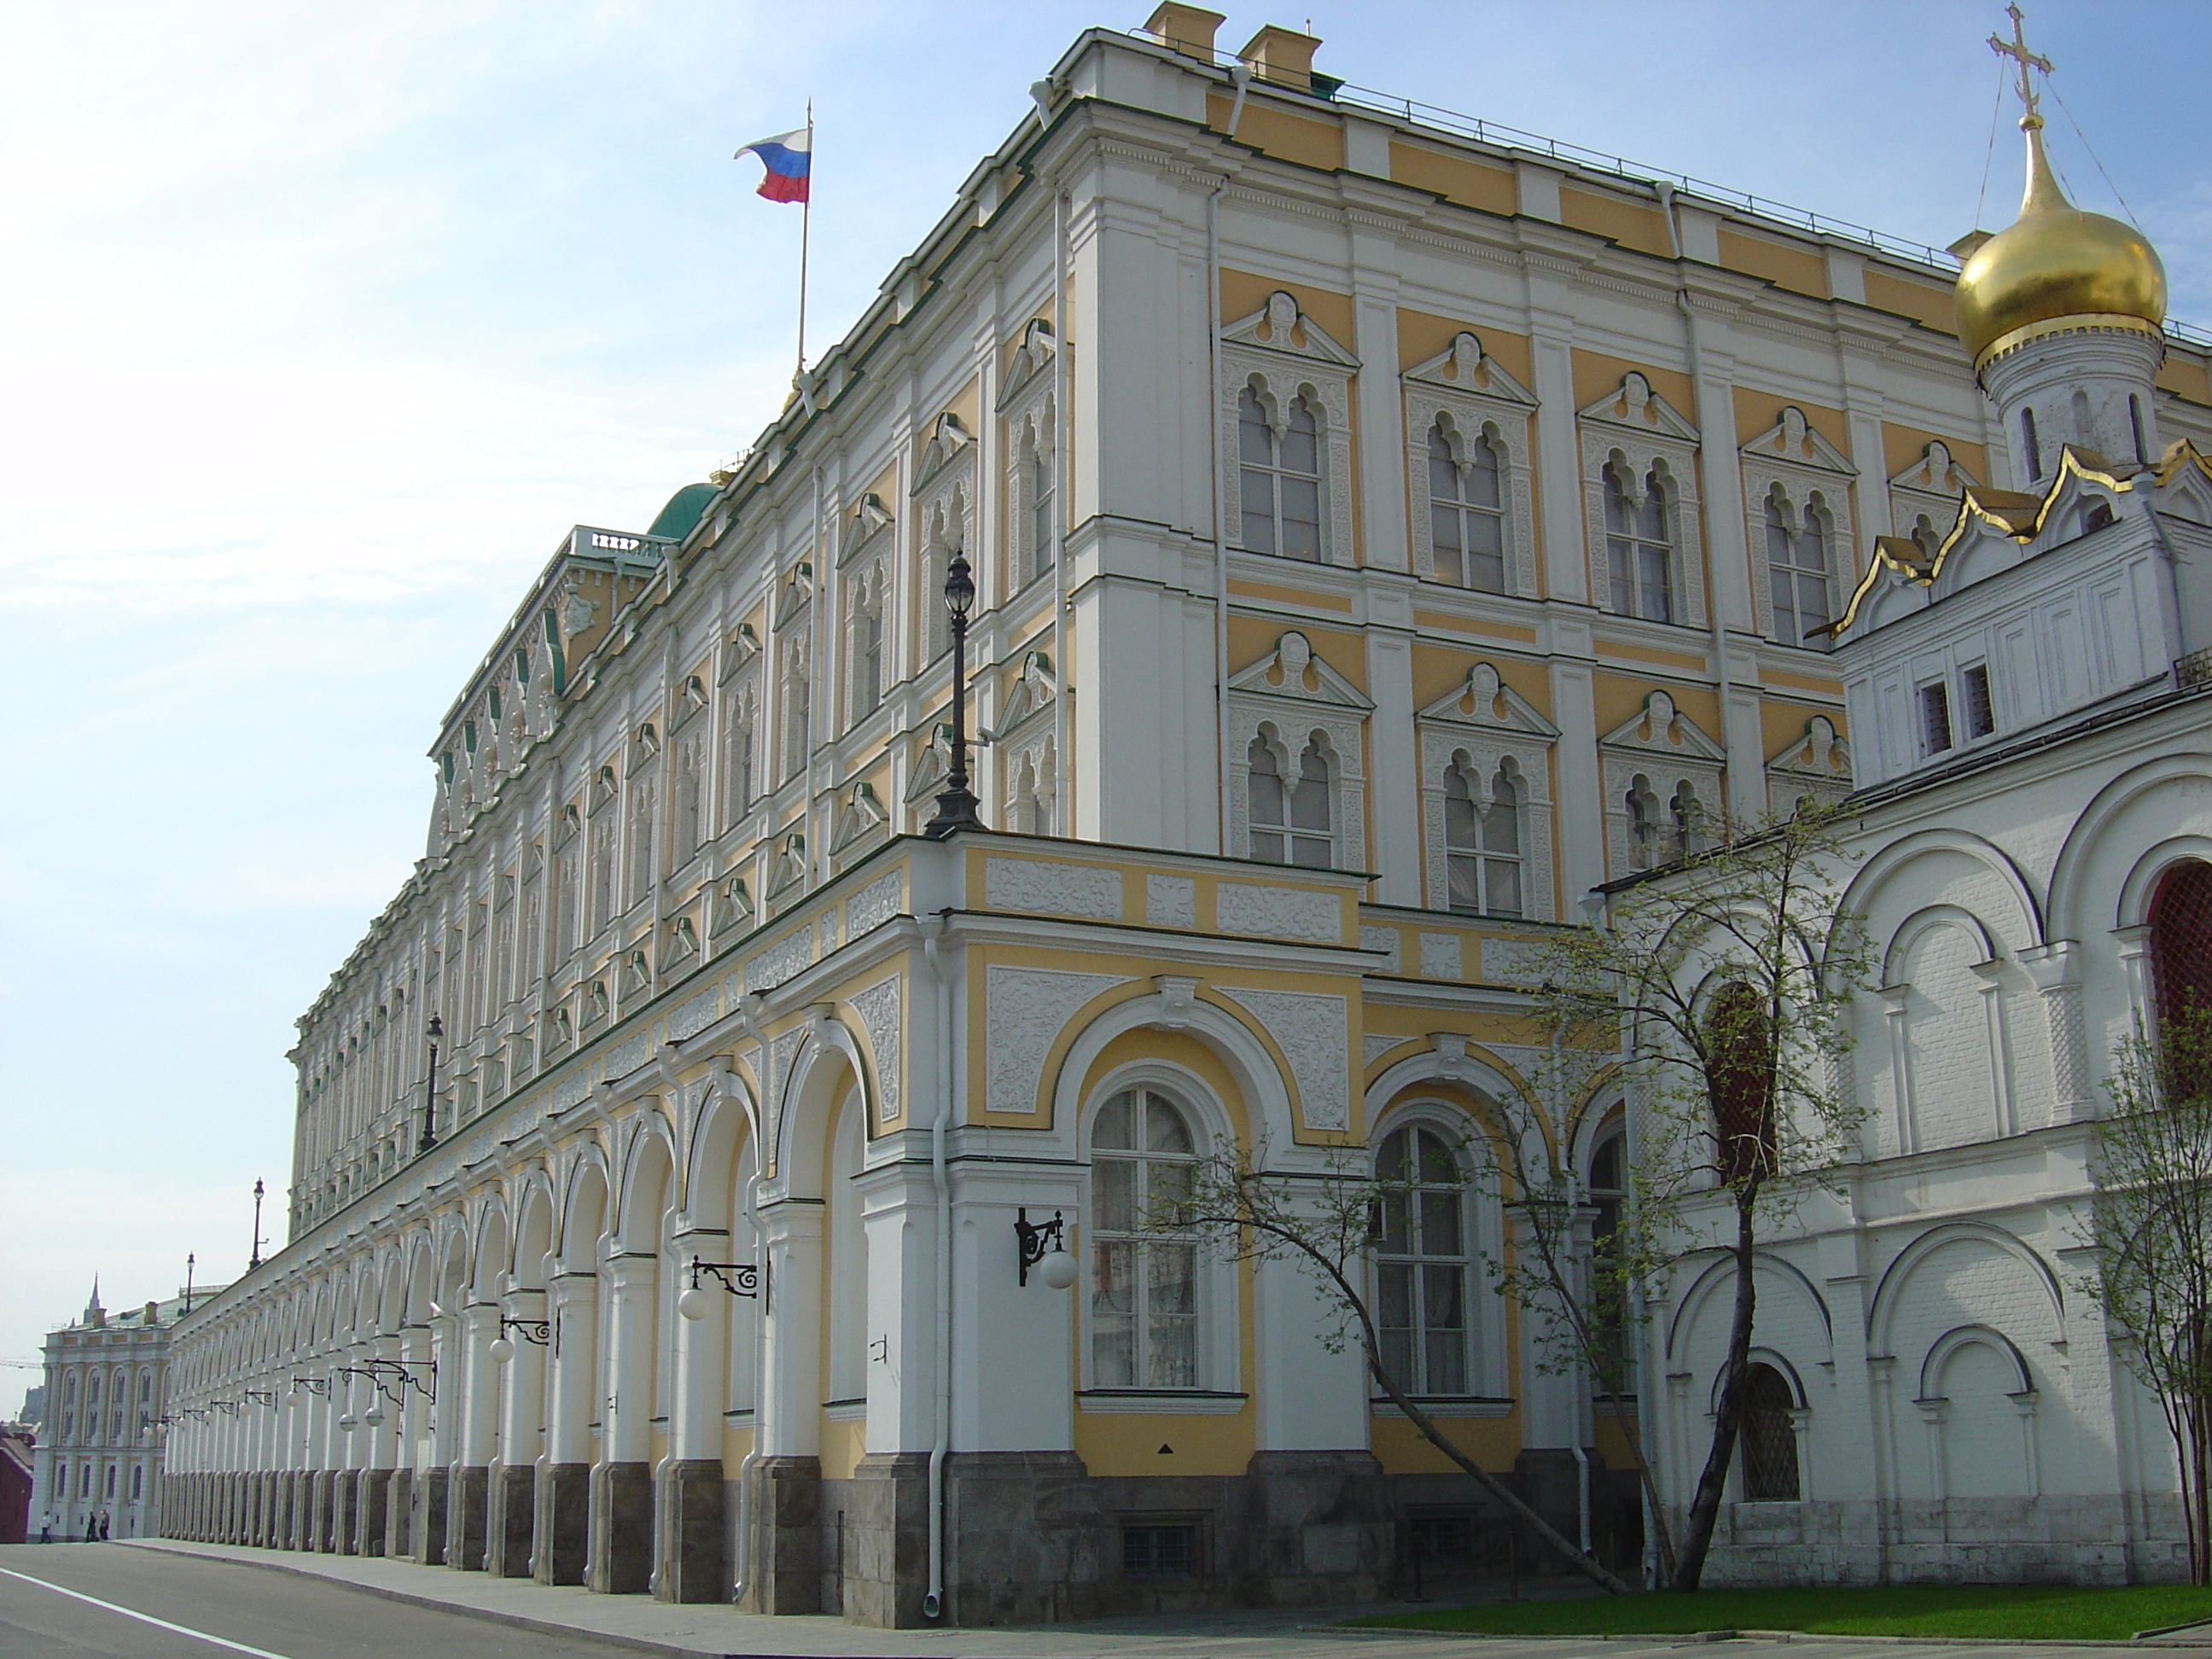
[38,1513,51,1544]
[84,1514,97,1542]
[98,1509,111,1540]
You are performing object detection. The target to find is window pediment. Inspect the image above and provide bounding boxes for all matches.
[772,563,814,628]
[1417,663,1559,736]
[1765,714,1854,812]
[1227,631,1374,711]
[1403,332,1534,406]
[830,782,889,854]
[1577,371,1698,442]
[1739,406,1855,475]
[911,411,975,495]
[838,494,893,566]
[1599,689,1725,761]
[1220,290,1359,367]
[997,317,1057,410]
[985,650,1057,741]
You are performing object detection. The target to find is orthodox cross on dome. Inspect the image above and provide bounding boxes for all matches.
[1989,4,2053,124]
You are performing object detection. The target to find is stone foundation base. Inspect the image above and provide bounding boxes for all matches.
[411,1465,447,1565]
[586,1461,653,1594]
[533,1462,590,1585]
[355,1469,390,1557]
[446,1464,488,1570]
[485,1464,534,1578]
[653,1459,727,1603]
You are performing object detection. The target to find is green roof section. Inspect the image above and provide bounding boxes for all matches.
[646,482,717,542]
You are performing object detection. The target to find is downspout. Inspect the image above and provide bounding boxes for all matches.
[1656,182,1737,801]
[1570,1443,1593,1560]
[715,1045,765,1605]
[809,467,827,885]
[1053,184,1073,835]
[1208,177,1232,853]
[921,909,955,1619]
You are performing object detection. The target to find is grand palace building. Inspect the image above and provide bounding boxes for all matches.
[156,8,2212,1621]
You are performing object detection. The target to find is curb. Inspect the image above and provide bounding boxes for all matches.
[1330,1626,2212,1650]
[119,1540,819,1659]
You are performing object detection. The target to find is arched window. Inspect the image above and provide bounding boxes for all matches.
[779,641,809,782]
[1444,761,1523,918]
[1604,463,1673,622]
[131,1465,143,1501]
[1428,422,1505,592]
[1089,1089,1199,1388]
[672,731,705,868]
[1765,492,1831,645]
[1249,733,1333,868]
[1739,1363,1801,1500]
[104,1464,117,1499]
[1707,981,1775,1184]
[1672,782,1709,859]
[2022,406,2043,481]
[722,689,756,824]
[2149,859,2212,1040]
[848,576,883,725]
[1025,428,1056,588]
[1586,1124,1629,1388]
[1239,386,1324,560]
[1627,775,1661,870]
[1376,1124,1470,1395]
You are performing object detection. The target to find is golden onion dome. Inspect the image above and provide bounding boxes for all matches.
[1954,115,2167,371]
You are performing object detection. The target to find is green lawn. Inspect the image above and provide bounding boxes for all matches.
[1348,1583,2212,1641]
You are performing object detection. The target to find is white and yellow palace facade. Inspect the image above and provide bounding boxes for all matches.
[158,8,2212,1625]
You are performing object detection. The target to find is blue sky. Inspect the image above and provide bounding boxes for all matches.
[2,0,2205,1381]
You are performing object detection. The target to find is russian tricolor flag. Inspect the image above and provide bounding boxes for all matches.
[737,127,811,204]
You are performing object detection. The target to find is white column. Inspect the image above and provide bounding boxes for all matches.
[498,1289,549,1470]
[758,1202,823,1458]
[545,1274,598,1467]
[667,1234,727,1464]
[599,1254,659,1466]
[458,1304,501,1469]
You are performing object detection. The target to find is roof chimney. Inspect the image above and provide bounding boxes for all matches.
[1145,3,1225,60]
[1238,24,1321,94]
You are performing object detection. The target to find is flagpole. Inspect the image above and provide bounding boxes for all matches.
[795,99,812,384]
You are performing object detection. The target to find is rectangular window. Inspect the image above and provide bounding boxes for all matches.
[1410,1513,1474,1566]
[1962,664,1995,740]
[1122,1523,1199,1577]
[1920,681,1953,755]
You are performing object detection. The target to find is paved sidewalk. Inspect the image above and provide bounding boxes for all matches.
[114,1540,2179,1659]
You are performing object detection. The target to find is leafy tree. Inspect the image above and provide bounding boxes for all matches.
[2086,1001,2212,1584]
[1524,801,1869,1590]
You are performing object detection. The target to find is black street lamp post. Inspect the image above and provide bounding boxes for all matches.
[248,1179,265,1270]
[924,548,984,836]
[418,1012,444,1155]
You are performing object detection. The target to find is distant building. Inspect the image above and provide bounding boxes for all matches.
[31,1281,219,1540]
[18,1386,45,1428]
[0,1429,32,1544]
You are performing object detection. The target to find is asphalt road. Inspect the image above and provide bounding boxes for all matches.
[0,1544,635,1658]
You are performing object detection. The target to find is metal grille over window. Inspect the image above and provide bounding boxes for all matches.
[1604,463,1673,622]
[1444,762,1522,917]
[1122,1523,1198,1577]
[1740,1363,1801,1500]
[1239,386,1323,559]
[1249,733,1332,867]
[1090,1091,1198,1389]
[1765,494,1831,644]
[2149,859,2212,1039]
[1921,681,1953,755]
[1376,1124,1470,1395]
[1429,422,1506,592]
[1963,664,1995,740]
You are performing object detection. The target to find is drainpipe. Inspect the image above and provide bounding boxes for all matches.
[1569,1442,1592,1560]
[1208,177,1232,853]
[1656,181,1737,803]
[1053,184,1072,834]
[921,910,955,1620]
